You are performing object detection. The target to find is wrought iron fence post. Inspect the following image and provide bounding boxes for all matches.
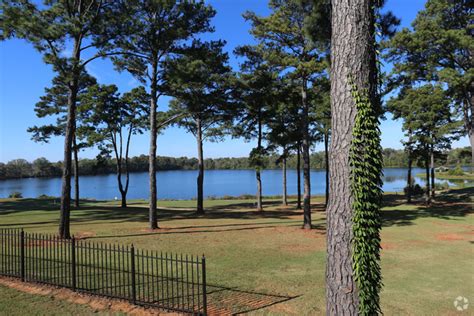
[130,245,137,305]
[71,236,76,291]
[20,230,25,281]
[201,255,207,315]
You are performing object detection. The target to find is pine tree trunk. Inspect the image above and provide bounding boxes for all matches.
[121,127,133,209]
[324,130,330,208]
[117,159,126,208]
[301,79,311,230]
[425,158,431,205]
[149,60,158,229]
[407,153,412,203]
[196,118,205,214]
[282,154,288,206]
[326,0,377,313]
[256,116,263,212]
[111,128,127,209]
[466,88,473,173]
[296,143,302,209]
[470,130,473,173]
[256,170,263,211]
[73,135,79,208]
[59,39,81,239]
[430,145,435,198]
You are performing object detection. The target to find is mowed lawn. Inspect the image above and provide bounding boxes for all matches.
[0,187,473,315]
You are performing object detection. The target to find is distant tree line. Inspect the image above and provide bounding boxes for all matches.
[1,147,470,181]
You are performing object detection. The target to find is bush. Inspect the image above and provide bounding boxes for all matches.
[404,184,424,196]
[8,191,23,198]
[434,182,449,190]
[38,194,55,199]
[448,166,465,176]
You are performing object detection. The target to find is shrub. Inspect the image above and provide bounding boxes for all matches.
[434,182,450,190]
[448,166,465,176]
[8,191,23,198]
[404,184,424,196]
[38,194,55,199]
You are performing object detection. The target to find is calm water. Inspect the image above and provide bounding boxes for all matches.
[0,168,470,200]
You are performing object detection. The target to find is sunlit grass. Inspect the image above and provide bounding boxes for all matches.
[0,188,472,315]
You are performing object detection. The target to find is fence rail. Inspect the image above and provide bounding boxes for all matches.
[0,228,207,315]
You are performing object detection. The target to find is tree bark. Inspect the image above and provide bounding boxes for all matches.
[296,143,302,209]
[425,157,431,205]
[326,0,377,313]
[464,87,473,173]
[470,131,474,173]
[149,59,159,229]
[73,135,80,208]
[256,115,263,212]
[430,144,435,198]
[59,39,81,239]
[407,152,412,203]
[324,130,330,208]
[196,117,205,214]
[120,126,133,208]
[282,154,288,206]
[301,79,311,229]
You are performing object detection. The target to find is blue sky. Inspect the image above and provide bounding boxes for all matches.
[0,0,469,163]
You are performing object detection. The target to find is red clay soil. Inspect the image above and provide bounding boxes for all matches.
[75,231,97,239]
[0,277,177,315]
[436,231,474,241]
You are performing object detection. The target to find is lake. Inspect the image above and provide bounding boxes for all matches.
[0,168,470,200]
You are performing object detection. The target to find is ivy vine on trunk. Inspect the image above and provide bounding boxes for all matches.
[348,76,384,315]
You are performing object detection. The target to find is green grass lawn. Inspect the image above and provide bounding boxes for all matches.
[437,172,474,180]
[0,283,103,315]
[416,172,474,181]
[0,188,473,315]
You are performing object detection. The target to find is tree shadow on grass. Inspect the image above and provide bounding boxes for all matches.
[73,199,323,225]
[0,198,319,231]
[206,284,300,315]
[83,219,327,240]
[0,198,61,215]
[381,187,473,227]
[2,187,471,230]
[0,198,108,215]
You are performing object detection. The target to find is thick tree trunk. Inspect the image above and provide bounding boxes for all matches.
[407,153,412,203]
[430,145,435,198]
[59,44,80,239]
[324,130,330,208]
[149,60,158,229]
[282,154,288,206]
[196,118,205,214]
[296,143,302,209]
[73,136,79,208]
[326,0,377,313]
[301,79,311,229]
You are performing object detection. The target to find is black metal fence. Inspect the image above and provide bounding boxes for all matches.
[0,228,207,315]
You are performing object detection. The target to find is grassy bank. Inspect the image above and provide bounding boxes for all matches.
[416,172,474,181]
[436,171,474,180]
[0,188,473,315]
